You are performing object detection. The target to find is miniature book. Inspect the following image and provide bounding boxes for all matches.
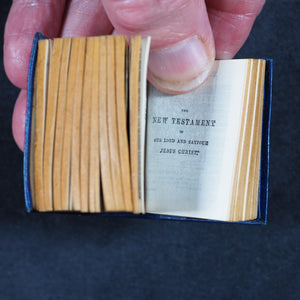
[23,33,272,223]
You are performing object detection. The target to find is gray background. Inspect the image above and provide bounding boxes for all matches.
[0,0,299,299]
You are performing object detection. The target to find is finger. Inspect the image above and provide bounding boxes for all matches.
[12,89,27,151]
[4,0,67,89]
[102,0,215,94]
[61,0,113,37]
[206,0,265,59]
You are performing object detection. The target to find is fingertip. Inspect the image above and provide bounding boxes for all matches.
[147,36,215,94]
[102,0,216,94]
[12,90,27,151]
[4,38,31,90]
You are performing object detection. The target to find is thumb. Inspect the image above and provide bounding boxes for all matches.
[102,0,215,94]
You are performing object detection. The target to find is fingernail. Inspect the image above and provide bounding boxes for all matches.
[148,36,215,94]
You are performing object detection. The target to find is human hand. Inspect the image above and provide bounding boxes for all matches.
[4,0,265,150]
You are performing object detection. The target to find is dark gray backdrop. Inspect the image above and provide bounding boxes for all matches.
[0,0,299,299]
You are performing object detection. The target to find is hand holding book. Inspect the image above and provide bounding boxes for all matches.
[24,33,270,223]
[4,0,265,150]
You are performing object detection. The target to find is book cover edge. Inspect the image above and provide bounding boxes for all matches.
[24,32,47,212]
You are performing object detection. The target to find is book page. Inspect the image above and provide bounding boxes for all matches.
[130,36,151,213]
[145,60,248,221]
[33,39,52,211]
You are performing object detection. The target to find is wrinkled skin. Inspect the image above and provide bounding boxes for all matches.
[4,0,265,150]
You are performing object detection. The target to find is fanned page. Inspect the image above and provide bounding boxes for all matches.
[53,38,71,211]
[32,39,52,211]
[129,36,151,213]
[115,36,133,212]
[229,59,265,221]
[145,59,265,221]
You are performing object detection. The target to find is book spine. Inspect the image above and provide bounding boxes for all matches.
[24,32,48,212]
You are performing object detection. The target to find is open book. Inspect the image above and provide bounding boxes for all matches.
[24,33,272,223]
